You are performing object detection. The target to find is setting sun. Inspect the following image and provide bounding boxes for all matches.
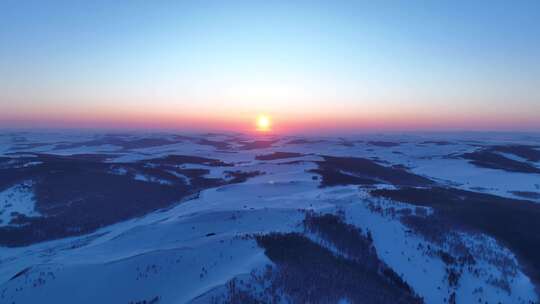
[256,115,271,132]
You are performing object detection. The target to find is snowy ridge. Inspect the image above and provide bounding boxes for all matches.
[0,132,539,303]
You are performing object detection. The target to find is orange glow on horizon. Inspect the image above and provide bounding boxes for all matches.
[2,105,540,134]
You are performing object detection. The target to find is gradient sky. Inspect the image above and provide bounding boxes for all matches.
[1,0,539,133]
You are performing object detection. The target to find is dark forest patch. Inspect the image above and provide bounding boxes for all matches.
[311,156,433,187]
[238,140,278,150]
[0,153,253,246]
[53,136,182,151]
[420,141,453,146]
[216,213,423,303]
[255,152,305,161]
[255,231,422,304]
[147,155,232,167]
[10,142,52,150]
[224,170,264,183]
[371,187,540,285]
[115,138,180,150]
[367,141,401,147]
[510,191,540,200]
[195,139,232,150]
[303,213,380,268]
[461,150,540,174]
[489,145,540,162]
[285,139,325,145]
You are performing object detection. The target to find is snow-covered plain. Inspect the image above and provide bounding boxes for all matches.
[0,131,539,304]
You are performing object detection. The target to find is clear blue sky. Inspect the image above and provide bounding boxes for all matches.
[1,0,539,132]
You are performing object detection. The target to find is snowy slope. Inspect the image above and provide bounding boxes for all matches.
[0,131,539,303]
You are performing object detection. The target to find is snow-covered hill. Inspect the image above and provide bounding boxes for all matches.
[1,131,539,304]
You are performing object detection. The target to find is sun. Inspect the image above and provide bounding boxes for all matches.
[256,115,271,132]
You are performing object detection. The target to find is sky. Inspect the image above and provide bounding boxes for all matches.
[1,0,539,133]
